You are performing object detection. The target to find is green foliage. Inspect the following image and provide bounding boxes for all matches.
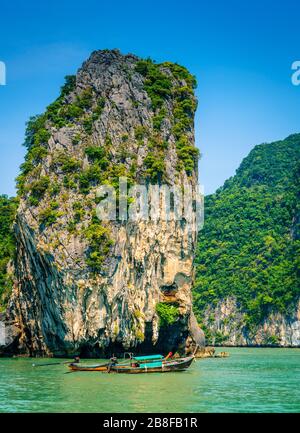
[265,335,280,345]
[84,218,113,271]
[72,201,85,222]
[214,331,228,345]
[135,57,198,176]
[24,80,94,147]
[134,126,148,141]
[153,108,166,131]
[63,175,77,189]
[39,201,64,227]
[17,123,50,195]
[229,134,300,189]
[161,62,197,89]
[60,103,84,121]
[82,116,93,134]
[80,144,133,197]
[92,97,105,118]
[117,145,133,163]
[46,83,93,128]
[44,100,68,128]
[0,196,18,310]
[67,220,77,234]
[23,115,49,149]
[72,133,82,145]
[45,77,82,126]
[18,161,34,177]
[193,134,300,331]
[144,152,165,182]
[135,59,172,109]
[60,75,76,97]
[172,98,196,139]
[79,165,103,194]
[49,182,61,197]
[51,152,81,173]
[168,66,198,175]
[85,146,109,169]
[143,133,168,182]
[27,145,48,162]
[15,173,27,196]
[28,176,50,206]
[135,329,145,341]
[76,87,93,110]
[176,136,199,175]
[156,302,180,326]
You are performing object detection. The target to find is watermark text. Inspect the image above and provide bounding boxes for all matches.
[291,61,300,86]
[0,61,6,85]
[95,177,204,232]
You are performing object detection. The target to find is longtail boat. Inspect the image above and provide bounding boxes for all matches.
[67,354,168,372]
[108,355,194,374]
[68,362,109,372]
[67,353,193,372]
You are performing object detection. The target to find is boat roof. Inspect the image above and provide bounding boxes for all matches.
[141,361,162,368]
[133,354,164,361]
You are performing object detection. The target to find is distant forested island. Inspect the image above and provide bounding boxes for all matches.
[193,134,300,346]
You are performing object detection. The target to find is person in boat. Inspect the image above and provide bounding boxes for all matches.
[69,356,80,366]
[107,356,118,373]
[110,356,118,365]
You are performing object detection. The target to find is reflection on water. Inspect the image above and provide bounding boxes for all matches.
[0,348,300,412]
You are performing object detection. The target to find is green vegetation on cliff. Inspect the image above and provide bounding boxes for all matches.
[135,58,199,177]
[193,134,300,334]
[0,196,18,310]
[156,302,180,326]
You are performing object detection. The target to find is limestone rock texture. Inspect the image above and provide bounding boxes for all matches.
[6,49,203,356]
[202,297,300,347]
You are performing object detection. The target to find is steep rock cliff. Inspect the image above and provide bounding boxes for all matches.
[201,297,300,347]
[6,50,203,356]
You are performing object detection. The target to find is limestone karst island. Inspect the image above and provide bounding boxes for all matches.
[1,50,205,358]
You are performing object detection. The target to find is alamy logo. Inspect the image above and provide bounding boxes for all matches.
[95,177,204,232]
[0,61,6,85]
[291,61,300,86]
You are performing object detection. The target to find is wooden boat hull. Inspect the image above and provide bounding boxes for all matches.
[68,363,108,372]
[109,356,194,374]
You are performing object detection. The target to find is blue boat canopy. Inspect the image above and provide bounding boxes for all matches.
[141,361,162,368]
[133,354,164,361]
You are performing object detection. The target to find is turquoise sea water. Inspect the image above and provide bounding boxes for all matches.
[0,348,299,413]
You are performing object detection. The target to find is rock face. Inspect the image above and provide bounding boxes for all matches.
[6,50,203,356]
[0,312,20,355]
[202,297,300,347]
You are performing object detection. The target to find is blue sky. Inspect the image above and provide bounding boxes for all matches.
[0,0,299,196]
